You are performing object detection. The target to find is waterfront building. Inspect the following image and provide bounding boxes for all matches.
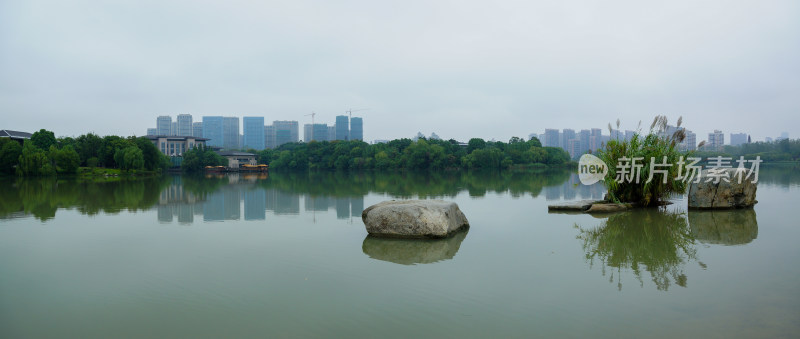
[146,135,207,156]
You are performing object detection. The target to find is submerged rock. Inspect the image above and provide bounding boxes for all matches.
[362,228,468,265]
[361,200,469,238]
[547,200,600,212]
[688,168,758,209]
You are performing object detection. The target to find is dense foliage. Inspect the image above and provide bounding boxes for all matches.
[597,116,690,206]
[181,145,228,173]
[0,129,169,176]
[249,136,569,171]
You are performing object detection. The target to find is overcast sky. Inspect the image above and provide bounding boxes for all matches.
[1,0,798,142]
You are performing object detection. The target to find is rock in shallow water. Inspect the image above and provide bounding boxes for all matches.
[688,168,758,209]
[362,200,469,238]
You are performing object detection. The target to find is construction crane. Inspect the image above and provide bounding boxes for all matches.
[346,108,368,120]
[305,111,316,141]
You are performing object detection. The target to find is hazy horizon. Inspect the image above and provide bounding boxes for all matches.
[2,0,798,142]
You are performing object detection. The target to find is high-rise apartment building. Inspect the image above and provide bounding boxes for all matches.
[625,130,635,141]
[304,124,330,142]
[350,117,363,140]
[327,126,336,141]
[272,121,299,145]
[192,122,203,138]
[680,130,697,151]
[223,117,240,150]
[730,133,747,146]
[157,116,172,136]
[543,129,560,148]
[567,139,581,159]
[335,115,349,140]
[243,117,265,151]
[589,128,602,151]
[177,114,193,136]
[264,125,275,149]
[561,129,576,149]
[579,130,590,155]
[709,130,724,150]
[203,116,224,148]
[275,129,292,147]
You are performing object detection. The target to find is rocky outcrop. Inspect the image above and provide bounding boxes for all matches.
[688,168,758,209]
[361,200,469,238]
[362,228,468,265]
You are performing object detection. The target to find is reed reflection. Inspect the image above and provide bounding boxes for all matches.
[575,209,697,291]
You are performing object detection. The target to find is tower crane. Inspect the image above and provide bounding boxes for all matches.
[305,112,316,141]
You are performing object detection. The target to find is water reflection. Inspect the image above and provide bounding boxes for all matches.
[0,169,584,222]
[575,209,697,291]
[2,166,788,223]
[545,174,606,201]
[156,174,365,222]
[362,228,469,265]
[689,209,758,245]
[0,177,169,221]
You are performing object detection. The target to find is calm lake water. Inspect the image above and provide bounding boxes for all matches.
[1,167,799,338]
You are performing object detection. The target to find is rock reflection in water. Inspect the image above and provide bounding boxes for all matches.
[689,209,758,245]
[362,228,469,265]
[576,209,696,291]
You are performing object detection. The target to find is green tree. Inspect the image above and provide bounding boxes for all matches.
[182,145,227,173]
[467,138,486,153]
[30,129,57,151]
[75,133,103,165]
[52,145,81,174]
[115,146,144,171]
[0,138,23,174]
[132,137,165,171]
[17,141,55,176]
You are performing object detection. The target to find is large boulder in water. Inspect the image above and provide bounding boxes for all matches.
[688,168,758,209]
[362,200,469,238]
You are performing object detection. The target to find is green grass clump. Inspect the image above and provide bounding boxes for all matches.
[597,116,698,206]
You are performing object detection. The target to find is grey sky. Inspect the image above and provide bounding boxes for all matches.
[1,0,798,142]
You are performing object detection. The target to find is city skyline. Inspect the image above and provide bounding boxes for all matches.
[151,113,790,149]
